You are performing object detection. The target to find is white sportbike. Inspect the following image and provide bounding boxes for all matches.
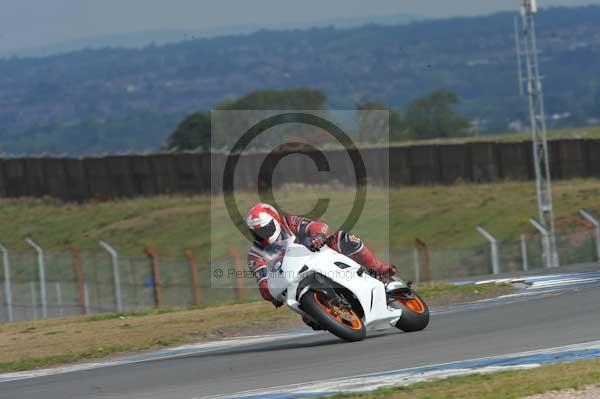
[267,238,430,342]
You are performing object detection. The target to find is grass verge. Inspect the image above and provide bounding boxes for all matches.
[2,179,600,257]
[328,358,600,399]
[0,283,511,373]
[0,301,299,373]
[416,282,513,306]
[392,125,600,146]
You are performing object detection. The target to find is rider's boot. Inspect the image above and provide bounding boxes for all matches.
[349,244,396,281]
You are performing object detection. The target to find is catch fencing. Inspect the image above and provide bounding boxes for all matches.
[0,245,262,323]
[402,227,598,283]
[1,226,598,323]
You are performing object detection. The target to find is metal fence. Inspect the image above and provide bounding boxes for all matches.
[0,227,598,323]
[0,245,262,323]
[393,227,598,283]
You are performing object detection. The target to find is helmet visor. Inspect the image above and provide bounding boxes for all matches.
[252,220,277,242]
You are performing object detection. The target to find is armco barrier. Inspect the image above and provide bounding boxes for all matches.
[1,139,599,201]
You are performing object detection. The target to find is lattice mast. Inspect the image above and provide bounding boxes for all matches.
[515,0,559,267]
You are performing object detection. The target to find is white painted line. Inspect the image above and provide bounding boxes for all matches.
[475,278,515,285]
[529,277,600,288]
[201,340,600,399]
[470,272,600,290]
[0,331,318,383]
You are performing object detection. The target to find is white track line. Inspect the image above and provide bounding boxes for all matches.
[0,331,317,383]
[201,340,600,399]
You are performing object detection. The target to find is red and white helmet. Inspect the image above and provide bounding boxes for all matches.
[246,203,282,245]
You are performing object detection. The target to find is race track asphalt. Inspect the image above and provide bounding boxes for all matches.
[2,284,599,399]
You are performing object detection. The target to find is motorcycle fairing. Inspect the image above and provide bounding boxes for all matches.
[269,241,402,331]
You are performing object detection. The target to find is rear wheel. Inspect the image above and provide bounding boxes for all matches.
[389,289,430,332]
[300,291,366,342]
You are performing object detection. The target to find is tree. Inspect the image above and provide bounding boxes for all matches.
[405,90,471,140]
[218,88,327,110]
[165,88,328,151]
[356,101,408,143]
[165,112,211,151]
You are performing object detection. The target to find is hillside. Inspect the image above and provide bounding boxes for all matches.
[0,14,422,58]
[1,6,600,154]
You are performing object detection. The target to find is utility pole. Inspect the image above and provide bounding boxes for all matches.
[515,0,559,268]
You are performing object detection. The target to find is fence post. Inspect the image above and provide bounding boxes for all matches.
[144,248,162,308]
[476,226,500,275]
[227,248,245,301]
[413,247,420,284]
[415,239,430,282]
[530,218,553,269]
[579,208,600,263]
[520,234,529,272]
[30,281,38,320]
[55,282,64,317]
[184,250,201,306]
[99,240,123,312]
[68,245,87,315]
[0,243,13,322]
[25,237,47,319]
[83,283,90,315]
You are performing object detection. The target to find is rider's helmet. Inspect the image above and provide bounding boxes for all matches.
[246,203,282,246]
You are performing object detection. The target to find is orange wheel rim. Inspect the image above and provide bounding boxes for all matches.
[313,292,363,330]
[397,296,426,314]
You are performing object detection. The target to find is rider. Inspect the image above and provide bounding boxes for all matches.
[246,202,396,306]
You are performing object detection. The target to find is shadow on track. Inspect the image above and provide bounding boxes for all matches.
[172,329,404,362]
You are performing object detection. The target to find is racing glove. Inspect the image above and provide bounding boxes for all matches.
[306,234,328,252]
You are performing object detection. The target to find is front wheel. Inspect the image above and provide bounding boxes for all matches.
[389,289,430,332]
[300,291,366,342]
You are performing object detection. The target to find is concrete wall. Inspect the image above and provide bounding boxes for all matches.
[1,139,598,201]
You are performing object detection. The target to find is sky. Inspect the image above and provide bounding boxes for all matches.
[1,0,600,52]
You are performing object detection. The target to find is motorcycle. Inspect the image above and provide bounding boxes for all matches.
[266,237,430,342]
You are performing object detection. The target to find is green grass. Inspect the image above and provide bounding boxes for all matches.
[1,179,598,287]
[392,125,600,146]
[83,308,181,322]
[82,299,259,322]
[417,283,511,298]
[0,345,133,373]
[328,358,600,399]
[2,179,600,259]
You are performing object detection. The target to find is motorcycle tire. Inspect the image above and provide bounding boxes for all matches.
[301,290,366,342]
[389,290,430,332]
